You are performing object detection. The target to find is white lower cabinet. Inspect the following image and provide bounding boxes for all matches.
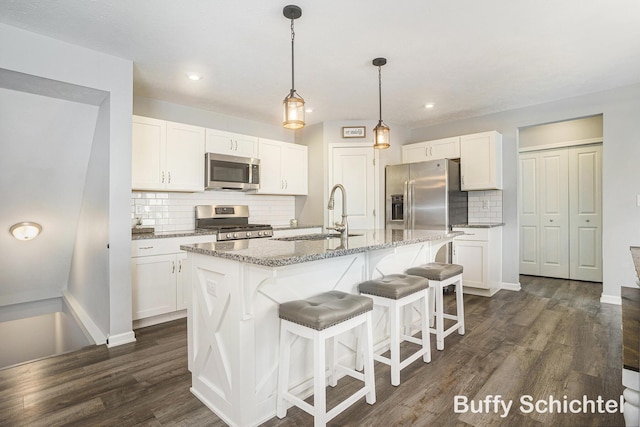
[131,235,215,325]
[452,227,502,297]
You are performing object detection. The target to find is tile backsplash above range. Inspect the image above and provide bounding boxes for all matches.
[131,191,295,233]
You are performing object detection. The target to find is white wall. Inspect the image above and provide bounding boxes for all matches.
[410,83,640,302]
[0,23,134,343]
[519,114,603,149]
[134,96,294,143]
[0,88,98,304]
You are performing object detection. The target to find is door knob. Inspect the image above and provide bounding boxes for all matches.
[586,219,590,223]
[549,219,554,222]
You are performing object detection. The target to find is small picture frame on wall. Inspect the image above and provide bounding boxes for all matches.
[342,126,366,138]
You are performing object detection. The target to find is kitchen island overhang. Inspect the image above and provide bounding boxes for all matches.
[181,229,462,427]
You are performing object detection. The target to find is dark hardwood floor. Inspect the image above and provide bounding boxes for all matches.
[0,276,624,426]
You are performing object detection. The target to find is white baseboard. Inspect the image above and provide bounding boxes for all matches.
[133,309,187,329]
[501,281,521,292]
[62,290,107,345]
[107,331,136,347]
[600,294,621,305]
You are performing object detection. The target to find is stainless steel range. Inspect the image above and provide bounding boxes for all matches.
[195,205,273,241]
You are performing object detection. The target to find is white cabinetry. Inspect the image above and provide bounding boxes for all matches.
[402,137,460,164]
[132,116,205,192]
[205,129,258,158]
[131,235,215,326]
[460,131,503,190]
[257,138,308,195]
[452,227,502,297]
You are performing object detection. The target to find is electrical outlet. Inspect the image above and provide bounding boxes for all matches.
[482,199,489,210]
[206,280,216,296]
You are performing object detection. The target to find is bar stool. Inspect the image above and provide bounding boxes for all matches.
[405,263,464,351]
[276,290,376,427]
[358,274,431,386]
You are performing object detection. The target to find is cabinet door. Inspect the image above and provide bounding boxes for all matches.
[402,142,429,163]
[518,152,540,275]
[132,116,166,191]
[176,252,189,311]
[166,121,205,192]
[131,254,177,320]
[453,240,488,289]
[206,129,258,158]
[429,137,460,160]
[282,143,308,195]
[460,131,503,190]
[256,138,284,194]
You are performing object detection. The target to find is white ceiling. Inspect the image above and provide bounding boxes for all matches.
[2,0,640,129]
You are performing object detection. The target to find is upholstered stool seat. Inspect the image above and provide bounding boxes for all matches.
[358,274,431,386]
[406,263,465,351]
[277,291,376,427]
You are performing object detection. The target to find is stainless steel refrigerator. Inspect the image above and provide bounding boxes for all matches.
[385,159,467,259]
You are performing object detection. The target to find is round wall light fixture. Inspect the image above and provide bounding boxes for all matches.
[10,222,42,241]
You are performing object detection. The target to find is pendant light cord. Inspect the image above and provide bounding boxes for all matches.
[378,65,383,123]
[290,18,296,93]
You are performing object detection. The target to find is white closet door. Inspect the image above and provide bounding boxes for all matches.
[539,149,569,278]
[519,152,540,275]
[330,146,376,229]
[569,145,602,281]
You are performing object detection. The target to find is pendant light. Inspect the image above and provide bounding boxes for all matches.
[282,5,305,129]
[372,57,390,149]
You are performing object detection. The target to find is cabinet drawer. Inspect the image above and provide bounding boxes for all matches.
[132,234,216,257]
[453,228,489,241]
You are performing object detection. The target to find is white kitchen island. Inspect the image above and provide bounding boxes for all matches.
[180,229,462,427]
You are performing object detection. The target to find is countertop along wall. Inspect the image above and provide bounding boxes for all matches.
[409,83,640,303]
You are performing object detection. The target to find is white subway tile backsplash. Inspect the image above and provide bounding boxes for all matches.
[467,190,502,223]
[131,191,296,232]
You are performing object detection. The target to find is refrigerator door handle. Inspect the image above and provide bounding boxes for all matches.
[409,180,415,229]
[403,180,409,229]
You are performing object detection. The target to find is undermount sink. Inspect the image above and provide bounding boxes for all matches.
[273,233,363,241]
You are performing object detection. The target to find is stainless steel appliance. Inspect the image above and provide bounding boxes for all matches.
[205,153,260,191]
[385,159,467,259]
[195,205,272,241]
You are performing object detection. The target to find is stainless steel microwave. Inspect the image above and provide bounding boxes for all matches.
[205,153,260,191]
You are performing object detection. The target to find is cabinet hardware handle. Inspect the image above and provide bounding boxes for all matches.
[168,171,171,183]
[234,140,238,150]
[178,261,182,272]
[430,147,433,156]
[172,261,175,273]
[285,180,288,189]
[140,246,153,250]
[162,171,165,183]
[425,147,429,157]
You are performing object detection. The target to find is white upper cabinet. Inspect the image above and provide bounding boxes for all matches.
[132,116,205,192]
[460,131,503,190]
[205,129,258,158]
[256,138,308,195]
[402,137,460,163]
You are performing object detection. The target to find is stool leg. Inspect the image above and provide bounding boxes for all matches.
[421,289,431,363]
[456,277,465,335]
[428,287,435,327]
[327,336,337,387]
[313,330,327,427]
[435,282,445,351]
[389,300,401,386]
[276,324,290,419]
[363,312,376,404]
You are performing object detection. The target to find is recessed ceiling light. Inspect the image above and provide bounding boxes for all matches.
[425,103,435,109]
[186,73,203,81]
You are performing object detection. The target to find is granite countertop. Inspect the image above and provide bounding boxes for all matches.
[452,223,505,228]
[272,224,323,231]
[131,224,323,240]
[131,229,219,240]
[180,229,463,267]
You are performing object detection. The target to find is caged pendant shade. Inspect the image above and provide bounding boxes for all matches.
[372,57,390,149]
[282,5,305,129]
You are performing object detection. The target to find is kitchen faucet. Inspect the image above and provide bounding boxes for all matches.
[327,184,348,239]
